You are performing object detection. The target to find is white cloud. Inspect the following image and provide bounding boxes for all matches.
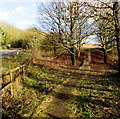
[0,3,37,30]
[0,6,26,22]
[32,3,37,7]
[14,21,33,30]
[0,11,10,21]
[15,6,25,13]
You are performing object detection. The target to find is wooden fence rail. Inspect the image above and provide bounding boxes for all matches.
[1,64,26,96]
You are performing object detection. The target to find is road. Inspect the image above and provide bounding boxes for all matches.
[0,49,23,58]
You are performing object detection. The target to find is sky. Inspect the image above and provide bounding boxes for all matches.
[0,0,77,31]
[0,0,99,44]
[0,2,39,30]
[0,0,104,31]
[0,0,113,30]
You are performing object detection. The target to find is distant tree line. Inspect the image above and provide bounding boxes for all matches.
[0,22,45,49]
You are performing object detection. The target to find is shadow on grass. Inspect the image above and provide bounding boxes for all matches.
[2,113,24,119]
[29,62,92,81]
[91,72,120,87]
[53,91,74,101]
[3,55,120,119]
[63,83,114,92]
[47,113,65,119]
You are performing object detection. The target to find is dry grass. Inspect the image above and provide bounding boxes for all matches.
[81,44,100,49]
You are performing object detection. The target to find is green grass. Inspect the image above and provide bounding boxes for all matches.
[75,73,120,118]
[2,51,120,118]
[2,49,31,72]
[2,63,68,118]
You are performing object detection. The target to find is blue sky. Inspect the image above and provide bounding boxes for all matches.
[0,1,98,44]
[0,2,39,30]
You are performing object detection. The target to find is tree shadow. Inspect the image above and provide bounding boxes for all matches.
[92,72,120,87]
[3,50,119,118]
[63,83,114,92]
[53,91,75,101]
[47,113,67,119]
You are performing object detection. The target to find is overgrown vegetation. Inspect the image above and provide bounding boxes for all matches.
[2,49,30,72]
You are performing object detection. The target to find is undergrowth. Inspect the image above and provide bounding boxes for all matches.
[2,49,30,72]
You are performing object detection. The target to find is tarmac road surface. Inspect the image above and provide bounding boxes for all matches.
[0,49,23,58]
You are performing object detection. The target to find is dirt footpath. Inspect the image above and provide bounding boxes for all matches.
[31,51,91,118]
[32,75,87,118]
[29,49,119,118]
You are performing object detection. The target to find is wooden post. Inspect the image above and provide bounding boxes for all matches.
[22,66,25,80]
[19,68,21,77]
[10,72,13,96]
[2,64,26,96]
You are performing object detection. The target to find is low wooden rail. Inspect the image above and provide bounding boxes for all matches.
[1,64,26,96]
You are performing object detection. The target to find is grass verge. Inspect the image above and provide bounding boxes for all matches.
[2,49,31,72]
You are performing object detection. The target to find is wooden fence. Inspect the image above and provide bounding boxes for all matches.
[1,64,26,96]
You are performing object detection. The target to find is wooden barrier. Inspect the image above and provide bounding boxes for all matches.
[1,64,26,96]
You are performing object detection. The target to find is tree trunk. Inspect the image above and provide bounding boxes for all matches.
[103,48,107,64]
[53,46,57,56]
[77,42,81,58]
[78,50,81,59]
[113,2,120,73]
[70,46,76,65]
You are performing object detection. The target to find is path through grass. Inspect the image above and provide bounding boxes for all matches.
[2,49,120,118]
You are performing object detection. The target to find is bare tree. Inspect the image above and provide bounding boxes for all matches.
[86,0,120,72]
[95,16,115,64]
[113,1,120,73]
[37,1,95,65]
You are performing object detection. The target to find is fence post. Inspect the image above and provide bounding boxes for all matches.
[10,72,13,96]
[22,66,25,80]
[2,64,26,96]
